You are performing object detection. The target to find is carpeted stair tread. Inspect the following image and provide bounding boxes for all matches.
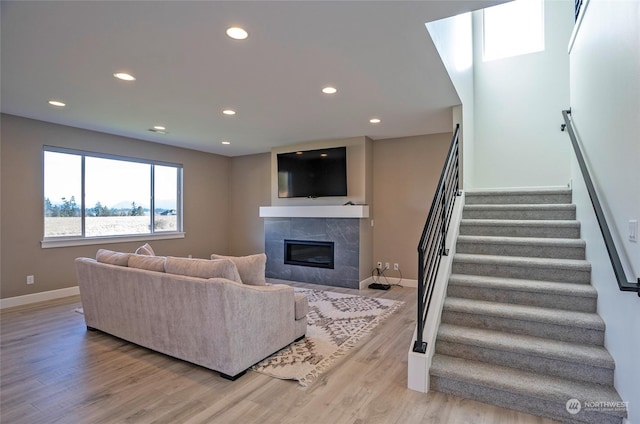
[443,297,604,331]
[452,253,591,284]
[465,188,572,205]
[430,354,626,420]
[457,235,585,249]
[463,203,576,220]
[459,219,581,238]
[447,274,597,312]
[456,235,586,259]
[460,219,580,229]
[454,253,591,272]
[448,274,597,298]
[437,323,614,369]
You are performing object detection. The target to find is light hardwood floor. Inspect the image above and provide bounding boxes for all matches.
[1,282,558,424]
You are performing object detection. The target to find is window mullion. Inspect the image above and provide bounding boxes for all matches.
[81,155,86,237]
[150,165,155,234]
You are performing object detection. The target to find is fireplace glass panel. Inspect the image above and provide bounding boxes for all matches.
[284,240,334,269]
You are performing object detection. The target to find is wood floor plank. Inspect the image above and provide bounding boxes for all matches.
[1,282,558,424]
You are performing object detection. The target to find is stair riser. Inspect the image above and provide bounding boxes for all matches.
[459,224,580,238]
[465,193,572,205]
[463,209,576,220]
[429,376,622,424]
[447,284,596,312]
[441,310,604,345]
[452,261,591,284]
[456,241,585,260]
[435,340,613,385]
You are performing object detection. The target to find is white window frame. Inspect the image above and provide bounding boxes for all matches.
[42,146,184,248]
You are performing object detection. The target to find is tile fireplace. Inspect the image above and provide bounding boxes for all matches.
[260,205,371,289]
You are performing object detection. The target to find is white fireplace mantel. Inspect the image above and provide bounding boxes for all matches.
[259,205,369,219]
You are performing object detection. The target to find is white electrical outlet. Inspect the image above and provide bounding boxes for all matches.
[630,220,638,242]
[26,275,34,285]
[377,261,383,270]
[394,263,399,271]
[385,262,390,270]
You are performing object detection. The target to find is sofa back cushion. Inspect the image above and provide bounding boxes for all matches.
[210,253,266,286]
[128,254,166,272]
[96,249,130,266]
[165,257,242,283]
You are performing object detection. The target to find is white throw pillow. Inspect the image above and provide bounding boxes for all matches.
[210,253,266,286]
[135,243,155,256]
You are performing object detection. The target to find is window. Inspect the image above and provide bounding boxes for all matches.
[483,0,545,62]
[43,147,183,244]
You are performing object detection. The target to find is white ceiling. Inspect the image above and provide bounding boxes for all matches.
[1,1,501,157]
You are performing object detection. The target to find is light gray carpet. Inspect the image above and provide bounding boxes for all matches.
[431,188,627,424]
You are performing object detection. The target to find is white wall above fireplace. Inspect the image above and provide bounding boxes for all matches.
[259,205,369,218]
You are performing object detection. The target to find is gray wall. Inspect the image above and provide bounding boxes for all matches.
[1,114,231,298]
[568,0,640,421]
[1,114,450,299]
[472,0,574,188]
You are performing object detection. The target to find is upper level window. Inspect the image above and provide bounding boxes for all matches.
[483,0,545,62]
[43,147,183,244]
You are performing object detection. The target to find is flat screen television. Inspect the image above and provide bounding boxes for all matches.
[277,147,347,198]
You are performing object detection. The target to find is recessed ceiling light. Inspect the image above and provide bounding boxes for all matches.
[153,125,166,131]
[369,118,381,124]
[226,27,248,40]
[222,109,236,115]
[322,86,337,94]
[221,141,231,145]
[48,100,66,107]
[148,128,168,135]
[320,153,328,157]
[296,151,303,155]
[113,72,136,81]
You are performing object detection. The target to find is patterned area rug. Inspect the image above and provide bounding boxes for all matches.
[251,288,404,386]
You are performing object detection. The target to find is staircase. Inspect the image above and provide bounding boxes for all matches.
[429,188,627,424]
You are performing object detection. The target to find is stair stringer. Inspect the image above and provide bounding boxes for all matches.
[407,191,465,393]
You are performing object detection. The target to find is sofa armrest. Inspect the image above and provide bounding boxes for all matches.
[209,279,305,373]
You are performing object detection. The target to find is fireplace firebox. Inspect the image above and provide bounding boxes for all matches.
[284,240,334,269]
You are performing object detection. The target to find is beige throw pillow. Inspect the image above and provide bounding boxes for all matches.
[164,256,242,283]
[210,253,266,286]
[128,254,166,272]
[135,243,155,256]
[96,249,130,266]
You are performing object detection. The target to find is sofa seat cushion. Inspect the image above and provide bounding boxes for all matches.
[96,249,130,266]
[128,254,166,272]
[210,253,266,286]
[294,293,308,321]
[165,256,242,282]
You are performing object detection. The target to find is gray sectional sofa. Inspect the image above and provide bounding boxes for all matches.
[75,249,308,380]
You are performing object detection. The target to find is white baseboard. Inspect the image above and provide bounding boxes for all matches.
[0,286,80,310]
[359,276,418,290]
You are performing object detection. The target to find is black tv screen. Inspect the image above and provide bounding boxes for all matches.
[277,147,347,198]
